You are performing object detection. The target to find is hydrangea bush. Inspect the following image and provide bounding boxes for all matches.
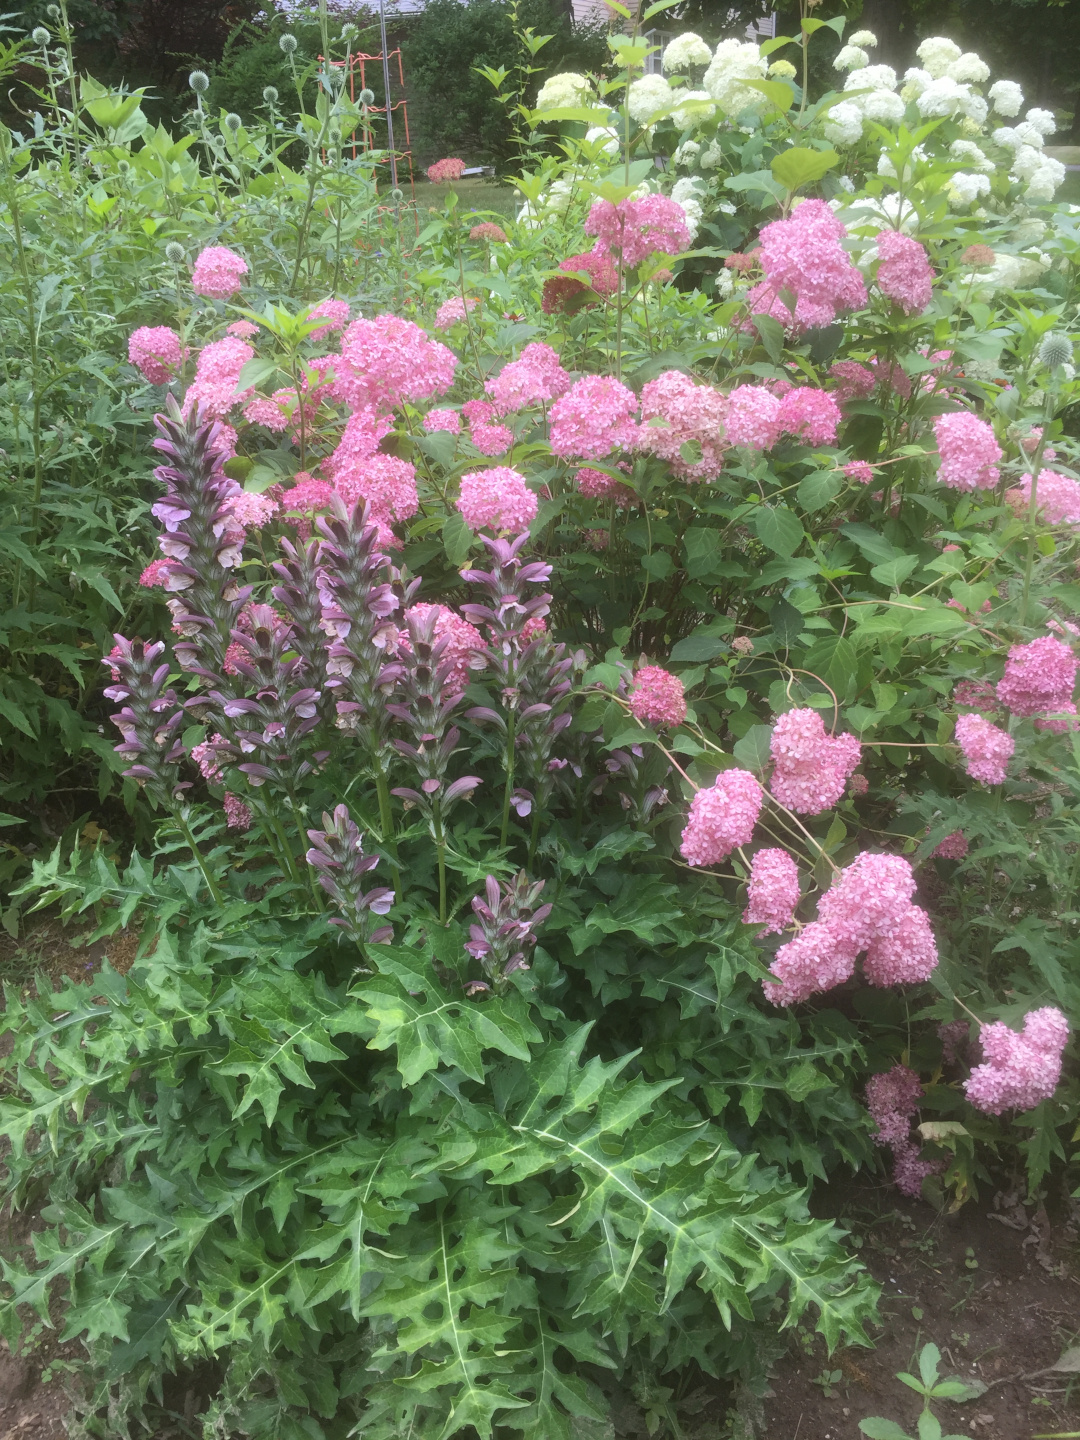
[2,6,1080,1438]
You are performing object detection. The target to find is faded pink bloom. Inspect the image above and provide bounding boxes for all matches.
[954,678,998,711]
[582,528,610,550]
[424,408,461,435]
[191,245,248,299]
[996,636,1077,719]
[470,221,507,242]
[731,635,754,655]
[306,298,350,338]
[769,708,861,816]
[891,1141,943,1198]
[227,320,259,339]
[876,231,934,314]
[457,467,538,534]
[638,370,727,480]
[629,666,686,728]
[955,712,1014,785]
[486,342,572,413]
[549,376,639,460]
[866,1063,944,1198]
[844,460,875,484]
[559,246,619,297]
[138,558,176,587]
[939,1020,969,1064]
[427,157,466,182]
[335,315,456,413]
[244,396,290,431]
[776,387,842,446]
[934,412,1002,491]
[576,466,637,508]
[965,1007,1069,1114]
[869,358,912,398]
[723,385,781,449]
[742,848,800,934]
[679,769,763,867]
[584,193,691,269]
[932,830,968,860]
[1016,470,1080,526]
[435,296,480,329]
[223,792,253,830]
[743,199,867,333]
[404,603,485,694]
[128,326,184,385]
[830,361,876,402]
[228,491,278,529]
[183,337,255,420]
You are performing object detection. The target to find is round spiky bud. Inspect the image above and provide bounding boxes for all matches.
[117,158,130,174]
[46,3,61,15]
[32,25,51,45]
[224,111,242,132]
[263,85,279,104]
[341,22,359,40]
[165,241,185,264]
[359,87,375,105]
[390,187,404,202]
[1038,333,1073,370]
[279,32,298,55]
[188,70,210,94]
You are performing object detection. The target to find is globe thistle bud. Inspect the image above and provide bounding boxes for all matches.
[359,87,375,105]
[224,112,242,132]
[188,70,210,94]
[390,187,404,202]
[279,33,298,55]
[32,26,51,45]
[117,158,130,174]
[165,241,185,264]
[1038,333,1073,370]
[46,3,61,16]
[341,22,359,40]
[263,85,279,105]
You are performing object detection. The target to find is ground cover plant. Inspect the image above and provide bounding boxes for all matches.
[2,3,1080,1437]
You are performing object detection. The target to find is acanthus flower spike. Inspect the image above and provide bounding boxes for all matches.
[305,804,394,949]
[102,636,189,807]
[464,871,552,996]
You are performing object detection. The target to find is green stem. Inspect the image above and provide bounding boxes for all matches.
[176,813,225,906]
[432,800,447,923]
[500,711,517,852]
[1019,389,1057,627]
[374,765,402,898]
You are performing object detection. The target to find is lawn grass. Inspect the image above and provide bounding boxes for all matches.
[400,177,518,218]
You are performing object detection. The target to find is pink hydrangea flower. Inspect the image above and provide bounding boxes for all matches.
[742,848,800,934]
[128,326,184,385]
[427,157,466,182]
[335,315,456,413]
[775,387,842,446]
[863,903,939,986]
[470,221,507,242]
[335,454,419,533]
[183,337,255,420]
[830,361,876,401]
[866,1064,923,1148]
[139,558,176,587]
[404,603,485,695]
[192,738,224,783]
[933,412,1002,491]
[965,1007,1069,1114]
[558,246,619,297]
[996,636,1077,719]
[576,466,637,507]
[723,385,781,449]
[457,467,538,534]
[223,792,253,830]
[844,460,875,484]
[463,399,495,427]
[679,769,763,867]
[305,298,350,338]
[280,473,335,521]
[629,666,687,728]
[869,358,912,399]
[227,320,259,339]
[244,396,290,431]
[1016,470,1080,526]
[521,616,547,644]
[638,370,727,480]
[743,200,867,333]
[932,831,968,860]
[486,342,572,413]
[763,921,857,1005]
[584,194,691,269]
[469,421,514,456]
[876,231,934,314]
[955,712,1014,785]
[435,296,480,329]
[228,491,278,529]
[769,708,861,816]
[954,678,998,711]
[549,376,639,460]
[424,408,462,435]
[191,245,248,299]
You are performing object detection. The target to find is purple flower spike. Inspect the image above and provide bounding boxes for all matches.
[464,870,551,996]
[305,803,395,948]
[102,635,189,808]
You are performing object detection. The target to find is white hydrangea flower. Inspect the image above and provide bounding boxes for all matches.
[1012,217,1047,246]
[878,144,926,179]
[916,36,962,78]
[662,32,712,72]
[535,72,590,112]
[849,29,878,47]
[946,52,990,84]
[959,92,987,125]
[670,89,716,129]
[1011,144,1046,182]
[673,139,701,168]
[628,74,673,127]
[992,126,1023,151]
[976,251,1049,295]
[824,101,865,146]
[584,125,620,157]
[834,45,869,71]
[840,192,920,233]
[768,60,797,80]
[671,176,706,242]
[988,80,1024,117]
[1013,120,1046,149]
[715,267,734,298]
[916,77,970,117]
[862,89,906,123]
[717,200,736,214]
[947,171,991,206]
[949,138,994,172]
[901,67,933,99]
[838,174,856,192]
[700,139,725,170]
[703,39,768,118]
[1026,157,1066,202]
[846,63,897,92]
[1024,107,1056,137]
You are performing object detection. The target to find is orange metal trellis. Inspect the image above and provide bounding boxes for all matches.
[328,50,416,199]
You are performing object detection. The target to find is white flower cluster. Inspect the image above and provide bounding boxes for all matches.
[671,175,707,242]
[662,32,712,73]
[628,74,673,127]
[671,90,716,129]
[703,39,769,119]
[991,106,1063,202]
[534,72,590,113]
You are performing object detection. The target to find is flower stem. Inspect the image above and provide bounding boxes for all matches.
[500,711,517,852]
[176,813,224,907]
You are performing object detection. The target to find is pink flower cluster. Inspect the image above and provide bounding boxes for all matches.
[629,666,686,728]
[722,385,840,450]
[954,678,998,712]
[305,298,350,338]
[228,491,278,529]
[576,466,637,508]
[844,460,875,484]
[866,1065,941,1198]
[954,712,1014,785]
[742,848,800,935]
[336,454,419,542]
[427,157,466,182]
[933,412,1002,491]
[244,396,291,431]
[769,708,860,816]
[191,245,248,299]
[183,337,254,420]
[228,320,259,339]
[1016,470,1080,526]
[549,376,639,460]
[223,792,253,830]
[403,603,484,695]
[424,408,461,435]
[638,370,727,480]
[558,246,619,298]
[996,636,1077,727]
[932,830,968,860]
[830,361,876,402]
[765,853,938,1005]
[128,326,184,385]
[486,343,571,414]
[457,467,538,534]
[584,194,691,270]
[679,769,763,867]
[744,200,867,333]
[335,315,456,414]
[876,231,934,314]
[435,296,480,330]
[461,399,513,456]
[965,1007,1069,1114]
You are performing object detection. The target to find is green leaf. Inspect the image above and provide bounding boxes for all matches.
[733,724,773,773]
[752,312,787,362]
[798,469,841,512]
[235,357,280,393]
[871,555,920,590]
[770,597,804,646]
[752,506,804,558]
[442,511,474,569]
[859,1422,914,1440]
[771,147,839,192]
[742,78,795,112]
